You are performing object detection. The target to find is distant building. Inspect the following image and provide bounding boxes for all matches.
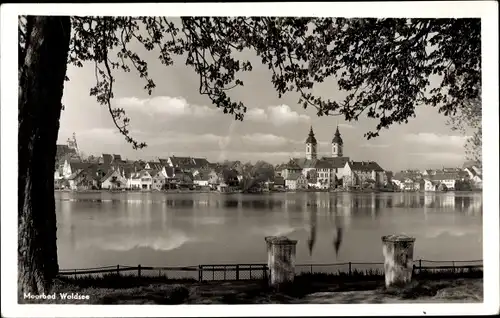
[343,161,385,188]
[285,173,308,190]
[101,170,126,190]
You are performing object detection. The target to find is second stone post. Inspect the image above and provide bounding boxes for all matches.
[265,236,298,288]
[382,234,416,288]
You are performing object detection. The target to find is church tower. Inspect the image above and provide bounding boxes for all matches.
[305,126,318,160]
[332,126,343,157]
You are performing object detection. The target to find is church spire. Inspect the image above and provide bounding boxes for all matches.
[332,125,343,145]
[305,126,317,144]
[332,126,344,157]
[305,126,317,160]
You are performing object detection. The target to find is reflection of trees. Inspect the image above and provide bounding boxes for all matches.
[69,224,76,250]
[307,205,317,256]
[333,215,343,256]
[224,199,239,208]
[165,199,195,207]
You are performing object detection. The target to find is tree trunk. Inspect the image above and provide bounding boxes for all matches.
[18,16,71,295]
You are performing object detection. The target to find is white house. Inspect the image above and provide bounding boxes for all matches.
[151,170,166,191]
[62,159,89,179]
[101,170,126,190]
[193,175,210,187]
[342,161,385,189]
[430,172,460,190]
[424,179,439,192]
[285,173,308,190]
[138,170,154,190]
[127,172,142,190]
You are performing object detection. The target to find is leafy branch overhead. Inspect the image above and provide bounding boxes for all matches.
[18,17,481,147]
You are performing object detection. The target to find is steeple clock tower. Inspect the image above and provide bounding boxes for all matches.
[332,126,343,157]
[305,126,318,160]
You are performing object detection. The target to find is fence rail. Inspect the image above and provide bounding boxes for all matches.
[58,259,483,282]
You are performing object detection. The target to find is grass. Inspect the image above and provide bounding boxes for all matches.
[58,273,197,289]
[20,268,483,304]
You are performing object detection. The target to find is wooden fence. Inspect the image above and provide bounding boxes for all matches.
[58,259,483,282]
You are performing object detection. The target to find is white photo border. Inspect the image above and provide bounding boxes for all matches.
[1,1,498,317]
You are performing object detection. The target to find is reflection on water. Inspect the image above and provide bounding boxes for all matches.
[55,192,482,269]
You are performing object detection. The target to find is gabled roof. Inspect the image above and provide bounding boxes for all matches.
[286,172,303,181]
[68,160,91,171]
[148,169,161,177]
[314,160,332,169]
[348,161,384,172]
[163,167,176,178]
[146,161,163,170]
[158,158,169,166]
[393,171,421,181]
[320,157,350,168]
[285,159,303,170]
[429,172,460,181]
[192,158,210,168]
[100,170,121,183]
[168,156,194,167]
[303,159,319,169]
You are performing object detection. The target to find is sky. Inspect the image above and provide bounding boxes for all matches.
[57,20,474,172]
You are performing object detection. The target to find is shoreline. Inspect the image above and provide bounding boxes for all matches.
[54,189,482,195]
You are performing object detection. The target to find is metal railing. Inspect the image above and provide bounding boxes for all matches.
[295,259,483,275]
[58,259,482,282]
[58,263,268,282]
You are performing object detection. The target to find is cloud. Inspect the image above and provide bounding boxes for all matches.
[246,104,310,126]
[404,133,469,148]
[115,96,218,118]
[246,108,268,122]
[77,230,194,252]
[338,123,355,129]
[360,143,391,148]
[409,152,465,161]
[116,97,310,128]
[241,133,297,147]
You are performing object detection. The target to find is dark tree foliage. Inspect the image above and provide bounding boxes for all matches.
[20,17,481,147]
[446,86,482,165]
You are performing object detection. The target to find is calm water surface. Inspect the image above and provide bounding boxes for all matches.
[55,192,483,269]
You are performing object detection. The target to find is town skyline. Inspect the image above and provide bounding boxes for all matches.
[59,121,472,172]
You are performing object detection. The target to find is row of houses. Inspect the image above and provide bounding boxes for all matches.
[54,154,241,191]
[390,162,482,192]
[277,157,387,190]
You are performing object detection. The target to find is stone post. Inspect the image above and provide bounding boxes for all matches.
[265,236,298,288]
[382,235,416,287]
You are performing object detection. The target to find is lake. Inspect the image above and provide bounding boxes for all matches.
[55,191,482,271]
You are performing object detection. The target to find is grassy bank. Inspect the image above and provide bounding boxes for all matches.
[20,268,483,304]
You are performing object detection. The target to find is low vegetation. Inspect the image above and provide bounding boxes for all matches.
[19,268,482,304]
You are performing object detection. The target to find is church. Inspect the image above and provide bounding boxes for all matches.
[281,126,350,189]
[281,126,386,190]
